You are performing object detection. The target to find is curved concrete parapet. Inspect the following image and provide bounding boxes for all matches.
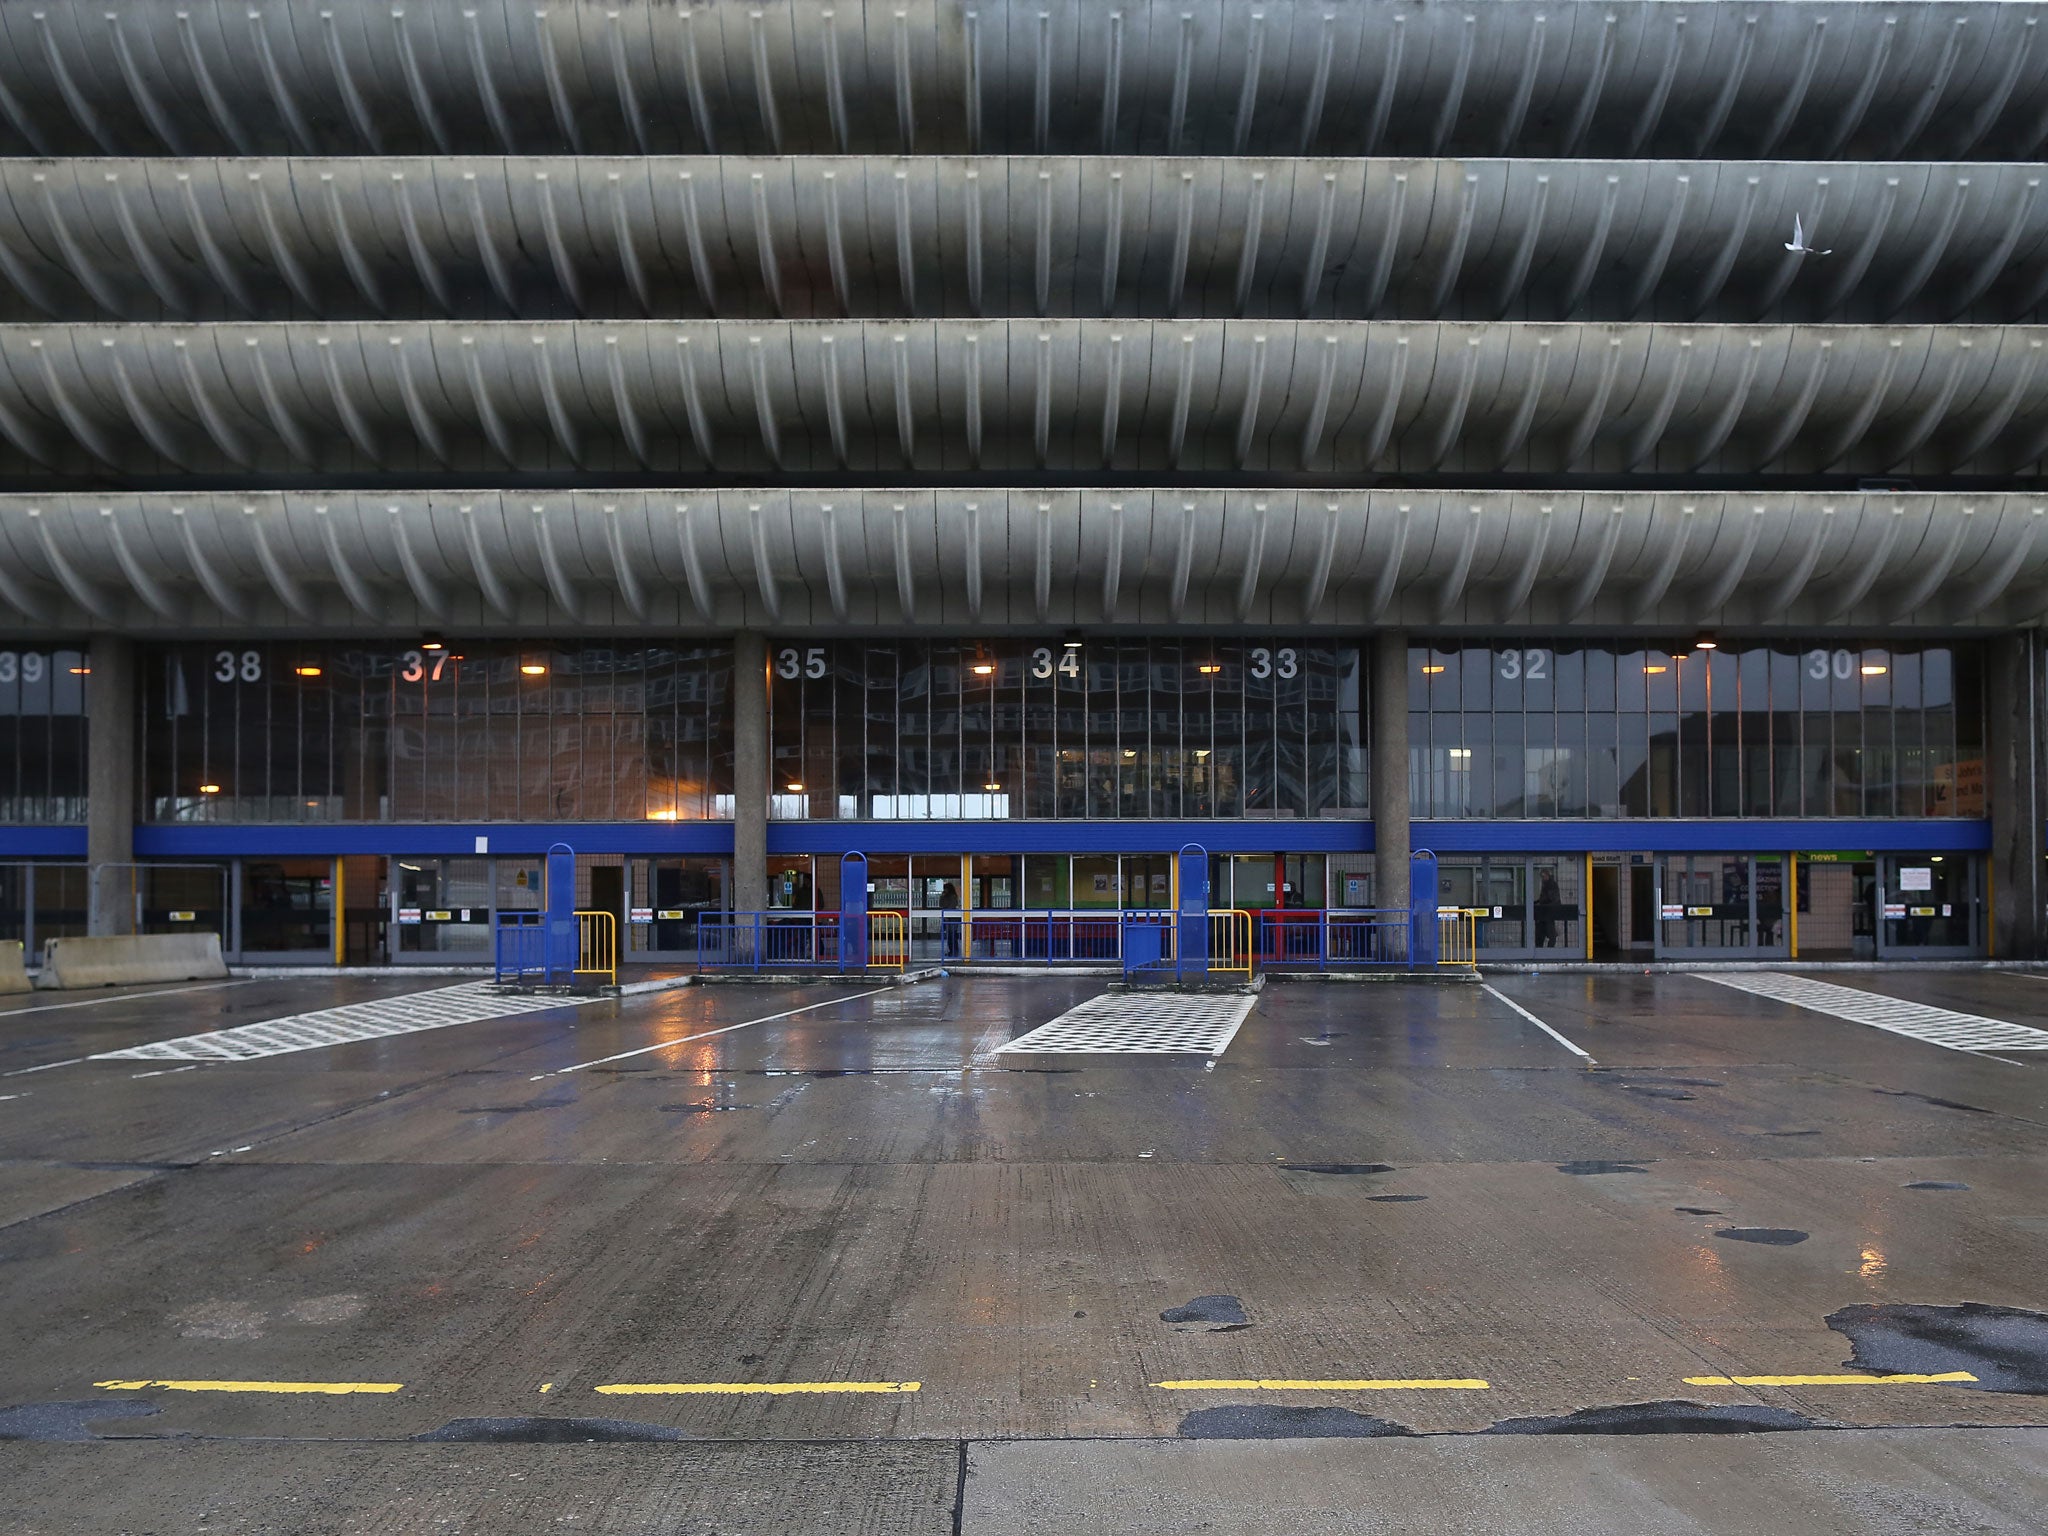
[0,2,2042,162]
[0,320,2043,479]
[35,933,229,990]
[0,158,2041,327]
[0,488,2038,634]
[0,940,29,995]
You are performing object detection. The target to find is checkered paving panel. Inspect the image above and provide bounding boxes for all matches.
[91,983,586,1063]
[1699,972,2048,1054]
[995,992,1257,1056]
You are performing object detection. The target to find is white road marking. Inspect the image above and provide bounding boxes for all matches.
[532,986,897,1077]
[996,992,1256,1057]
[1698,972,2048,1056]
[89,982,585,1063]
[0,980,253,1019]
[1482,984,1596,1062]
[1,1057,85,1077]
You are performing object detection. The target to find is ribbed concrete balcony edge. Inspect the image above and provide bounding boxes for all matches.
[2,321,2046,481]
[0,489,2037,636]
[5,158,2045,326]
[3,1,2045,162]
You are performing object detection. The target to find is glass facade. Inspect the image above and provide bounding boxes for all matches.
[1409,642,1981,820]
[138,641,734,823]
[765,639,1367,820]
[0,647,90,823]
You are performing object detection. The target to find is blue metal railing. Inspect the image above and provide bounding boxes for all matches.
[1255,909,1415,968]
[494,911,552,983]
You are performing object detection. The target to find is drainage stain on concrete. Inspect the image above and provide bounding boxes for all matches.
[1280,1163,1396,1176]
[1903,1180,1971,1191]
[1178,1405,1414,1440]
[1483,1401,1819,1436]
[1160,1295,1249,1327]
[0,1399,161,1442]
[1714,1227,1809,1245]
[412,1417,693,1443]
[1873,1089,1991,1115]
[1367,1194,1429,1203]
[1828,1302,2048,1393]
[1556,1160,1651,1175]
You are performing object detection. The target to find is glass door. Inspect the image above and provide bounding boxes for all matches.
[394,857,493,959]
[1654,854,1788,959]
[238,857,334,962]
[1880,856,1979,957]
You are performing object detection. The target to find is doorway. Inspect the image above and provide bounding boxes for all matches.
[1591,865,1621,958]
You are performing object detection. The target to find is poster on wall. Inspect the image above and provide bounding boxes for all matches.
[1898,867,1933,892]
[1091,873,1110,895]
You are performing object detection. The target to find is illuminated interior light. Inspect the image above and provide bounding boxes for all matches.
[1447,749,1472,759]
[1861,664,1888,675]
[1693,635,1719,650]
[971,662,996,676]
[1643,664,1667,674]
[198,783,221,794]
[786,782,805,792]
[983,782,1003,792]
[1421,664,1446,674]
[1198,663,1221,675]
[69,666,90,674]
[520,663,547,675]
[294,665,323,677]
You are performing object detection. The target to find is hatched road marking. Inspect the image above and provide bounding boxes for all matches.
[1156,1378,1490,1391]
[89,982,587,1063]
[996,992,1257,1056]
[1697,972,2048,1054]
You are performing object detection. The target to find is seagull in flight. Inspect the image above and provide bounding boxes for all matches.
[1785,213,1831,256]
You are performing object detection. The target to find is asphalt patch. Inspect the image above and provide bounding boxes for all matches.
[1556,1160,1650,1175]
[1904,1180,1971,1191]
[1281,1163,1395,1175]
[1484,1401,1818,1436]
[1714,1227,1809,1245]
[413,1417,692,1443]
[1161,1295,1249,1327]
[1873,1089,1991,1115]
[1368,1194,1429,1203]
[1179,1405,1414,1440]
[0,1399,161,1442]
[1828,1302,2048,1393]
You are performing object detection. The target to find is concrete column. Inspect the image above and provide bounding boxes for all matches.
[85,635,136,936]
[1370,631,1410,914]
[1986,631,2044,960]
[731,632,769,914]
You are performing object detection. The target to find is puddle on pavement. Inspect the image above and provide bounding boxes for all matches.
[1161,1294,1249,1327]
[1368,1194,1428,1203]
[413,1417,692,1443]
[1714,1227,1809,1245]
[1281,1163,1395,1176]
[659,1103,757,1113]
[1179,1405,1413,1440]
[1484,1401,1818,1436]
[1873,1089,1991,1115]
[1556,1160,1651,1175]
[1903,1180,1971,1191]
[0,1400,161,1442]
[1828,1302,2048,1393]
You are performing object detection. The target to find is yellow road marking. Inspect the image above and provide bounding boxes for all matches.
[95,1392,407,1400]
[594,1381,920,1396]
[1155,1378,1490,1391]
[1684,1372,1977,1387]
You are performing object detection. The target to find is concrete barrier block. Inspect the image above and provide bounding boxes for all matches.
[36,933,228,990]
[0,940,29,994]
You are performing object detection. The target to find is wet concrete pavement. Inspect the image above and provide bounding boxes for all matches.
[1,968,2045,1531]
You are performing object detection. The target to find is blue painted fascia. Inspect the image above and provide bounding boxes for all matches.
[0,826,88,857]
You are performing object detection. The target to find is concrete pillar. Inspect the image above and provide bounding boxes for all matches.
[1985,632,2044,960]
[1370,631,1410,914]
[85,635,136,936]
[731,632,769,914]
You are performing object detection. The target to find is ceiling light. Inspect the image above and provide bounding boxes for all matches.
[1122,748,1137,757]
[198,783,221,794]
[1062,631,1082,651]
[1198,662,1221,675]
[971,662,996,676]
[520,663,547,676]
[294,665,323,677]
[1448,749,1472,759]
[1693,635,1719,650]
[1421,664,1446,674]
[1194,749,1210,759]
[786,782,805,792]
[983,782,1003,792]
[420,635,446,652]
[1861,664,1888,675]
[69,666,90,675]
[1644,664,1667,674]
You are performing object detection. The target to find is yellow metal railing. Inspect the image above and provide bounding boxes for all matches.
[867,910,908,971]
[1208,908,1255,976]
[1436,908,1481,969]
[575,910,618,985]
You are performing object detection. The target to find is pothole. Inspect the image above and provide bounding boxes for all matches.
[1179,1405,1414,1440]
[1828,1302,2048,1394]
[1484,1401,1819,1436]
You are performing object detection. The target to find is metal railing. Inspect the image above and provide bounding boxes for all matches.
[697,911,910,973]
[939,909,1125,965]
[865,910,908,972]
[493,911,549,983]
[1257,909,1413,968]
[1437,908,1482,970]
[1120,908,1257,982]
[576,910,618,985]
